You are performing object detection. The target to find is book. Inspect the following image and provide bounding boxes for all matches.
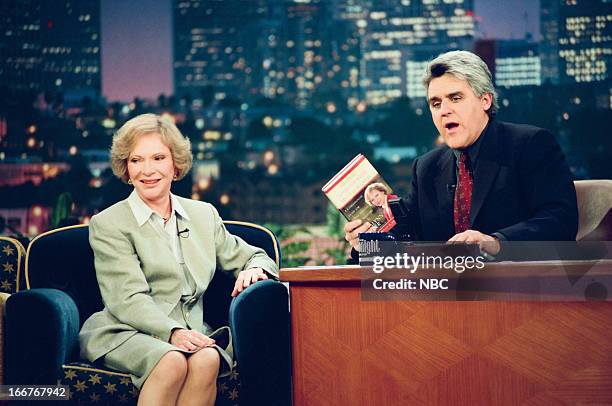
[322,154,397,233]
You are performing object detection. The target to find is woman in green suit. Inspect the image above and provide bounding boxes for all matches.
[79,114,278,406]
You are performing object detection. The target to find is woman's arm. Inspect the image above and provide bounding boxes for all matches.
[210,206,279,280]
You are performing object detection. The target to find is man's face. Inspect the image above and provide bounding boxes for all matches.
[427,73,492,149]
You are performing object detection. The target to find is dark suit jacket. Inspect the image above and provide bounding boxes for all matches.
[404,119,578,241]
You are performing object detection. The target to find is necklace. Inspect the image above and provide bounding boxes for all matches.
[162,199,172,224]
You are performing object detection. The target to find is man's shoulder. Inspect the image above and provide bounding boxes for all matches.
[495,120,549,140]
[493,120,562,157]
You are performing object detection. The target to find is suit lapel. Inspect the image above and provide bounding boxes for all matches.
[129,215,183,294]
[177,214,209,292]
[434,149,456,239]
[470,121,501,225]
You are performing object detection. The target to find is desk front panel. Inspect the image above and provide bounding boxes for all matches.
[287,279,612,406]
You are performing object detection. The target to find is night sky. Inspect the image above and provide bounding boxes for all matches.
[101,0,540,102]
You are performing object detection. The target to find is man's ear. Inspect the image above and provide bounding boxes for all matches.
[481,93,492,111]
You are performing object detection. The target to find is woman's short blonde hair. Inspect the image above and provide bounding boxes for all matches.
[110,113,193,183]
[364,182,389,206]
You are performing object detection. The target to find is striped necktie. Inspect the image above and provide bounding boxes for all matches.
[454,152,473,233]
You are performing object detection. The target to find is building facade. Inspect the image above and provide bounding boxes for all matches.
[0,0,101,99]
[540,0,611,86]
[474,38,542,89]
[172,0,267,102]
[360,0,476,104]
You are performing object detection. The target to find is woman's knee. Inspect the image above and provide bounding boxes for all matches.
[152,351,188,385]
[187,348,220,380]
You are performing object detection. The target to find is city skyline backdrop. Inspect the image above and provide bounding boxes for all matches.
[102,0,540,102]
[1,0,609,241]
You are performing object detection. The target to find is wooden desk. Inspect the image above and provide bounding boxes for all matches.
[281,264,612,406]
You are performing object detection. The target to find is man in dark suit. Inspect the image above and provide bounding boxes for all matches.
[345,50,578,256]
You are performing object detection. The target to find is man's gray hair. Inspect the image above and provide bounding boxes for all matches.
[423,50,498,116]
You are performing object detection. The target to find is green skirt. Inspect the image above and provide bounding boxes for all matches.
[103,325,234,389]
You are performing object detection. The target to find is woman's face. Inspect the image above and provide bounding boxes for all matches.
[368,189,386,207]
[127,132,176,205]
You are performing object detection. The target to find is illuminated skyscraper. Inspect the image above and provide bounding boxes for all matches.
[41,0,101,99]
[360,0,476,104]
[246,0,360,110]
[267,1,332,109]
[0,0,101,97]
[0,0,43,92]
[329,0,367,110]
[172,0,266,102]
[540,0,611,85]
[250,4,286,100]
[495,39,541,89]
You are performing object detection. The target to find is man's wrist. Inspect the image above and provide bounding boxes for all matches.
[480,235,501,260]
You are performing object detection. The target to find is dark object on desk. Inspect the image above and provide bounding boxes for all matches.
[387,196,416,241]
[347,198,417,264]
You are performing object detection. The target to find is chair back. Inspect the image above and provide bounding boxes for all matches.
[574,180,612,241]
[25,225,98,326]
[224,221,281,266]
[24,221,281,328]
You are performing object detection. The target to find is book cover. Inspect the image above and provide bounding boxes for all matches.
[322,154,396,233]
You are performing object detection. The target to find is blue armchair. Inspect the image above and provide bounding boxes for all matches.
[5,222,291,405]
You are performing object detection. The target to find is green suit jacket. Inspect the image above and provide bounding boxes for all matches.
[79,196,279,362]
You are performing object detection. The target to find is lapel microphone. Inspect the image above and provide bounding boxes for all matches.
[175,217,190,238]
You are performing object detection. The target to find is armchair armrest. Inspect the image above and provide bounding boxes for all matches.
[0,292,10,384]
[5,289,80,385]
[229,280,291,406]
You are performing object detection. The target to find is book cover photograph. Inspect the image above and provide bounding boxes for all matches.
[322,154,397,233]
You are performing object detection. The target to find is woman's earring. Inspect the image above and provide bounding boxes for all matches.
[127,179,133,185]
